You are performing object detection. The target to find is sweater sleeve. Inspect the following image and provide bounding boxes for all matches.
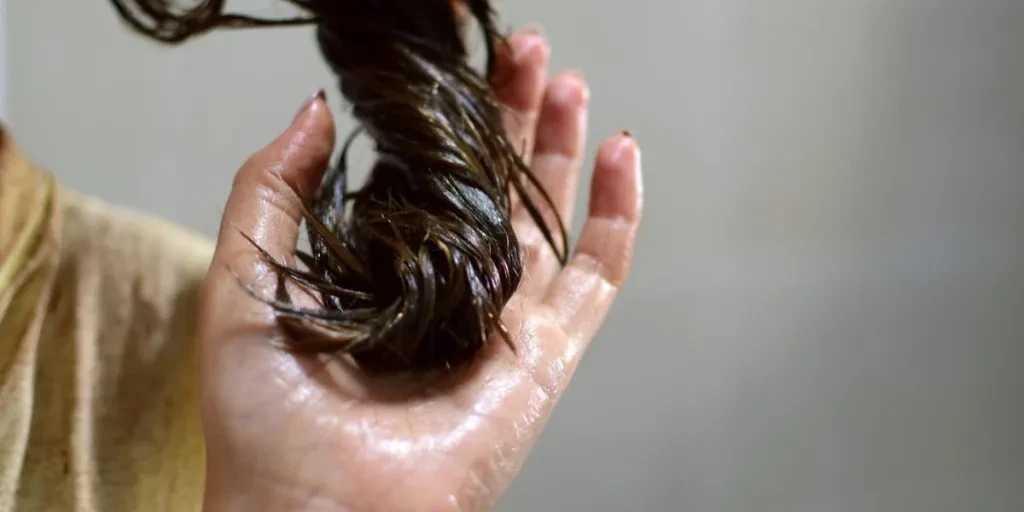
[0,127,216,512]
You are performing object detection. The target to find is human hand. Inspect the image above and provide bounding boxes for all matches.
[196,28,644,511]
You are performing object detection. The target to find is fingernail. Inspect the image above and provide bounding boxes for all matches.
[614,131,639,166]
[550,71,590,107]
[515,32,546,62]
[293,89,326,123]
[622,131,643,187]
[571,70,591,103]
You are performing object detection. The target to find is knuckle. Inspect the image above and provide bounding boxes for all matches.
[515,223,555,270]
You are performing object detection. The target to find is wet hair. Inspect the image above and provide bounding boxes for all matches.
[108,0,568,375]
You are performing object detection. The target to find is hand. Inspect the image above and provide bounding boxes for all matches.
[196,28,644,511]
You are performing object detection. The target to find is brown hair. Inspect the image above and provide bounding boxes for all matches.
[109,0,567,375]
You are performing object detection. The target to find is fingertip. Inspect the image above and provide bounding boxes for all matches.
[533,71,590,157]
[603,131,641,177]
[511,30,550,65]
[590,132,643,221]
[619,130,643,198]
[494,30,550,109]
[214,93,337,266]
[291,93,336,147]
[547,70,590,111]
[267,94,337,201]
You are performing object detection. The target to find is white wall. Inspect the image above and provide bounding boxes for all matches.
[0,0,7,120]
[8,1,1024,511]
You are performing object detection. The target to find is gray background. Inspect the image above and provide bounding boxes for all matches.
[6,0,1024,510]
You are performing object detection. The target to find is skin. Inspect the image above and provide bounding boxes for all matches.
[197,27,644,512]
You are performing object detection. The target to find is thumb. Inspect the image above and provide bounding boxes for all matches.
[209,91,336,288]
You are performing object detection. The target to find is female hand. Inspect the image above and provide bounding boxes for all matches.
[196,28,644,511]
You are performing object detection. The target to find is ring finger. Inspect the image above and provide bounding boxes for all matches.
[512,71,591,297]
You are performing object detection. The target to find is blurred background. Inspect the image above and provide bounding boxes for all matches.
[4,0,1024,510]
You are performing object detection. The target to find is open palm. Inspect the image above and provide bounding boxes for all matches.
[196,29,643,512]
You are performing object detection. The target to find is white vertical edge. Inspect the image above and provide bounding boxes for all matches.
[0,0,7,121]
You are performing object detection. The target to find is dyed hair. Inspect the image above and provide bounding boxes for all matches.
[108,0,568,375]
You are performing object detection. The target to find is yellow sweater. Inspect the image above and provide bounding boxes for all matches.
[0,127,214,511]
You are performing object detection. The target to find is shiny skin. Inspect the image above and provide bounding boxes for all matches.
[197,28,644,512]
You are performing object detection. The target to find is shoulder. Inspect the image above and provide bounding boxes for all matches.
[0,125,212,510]
[48,171,217,376]
[58,188,215,287]
[1,122,217,351]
